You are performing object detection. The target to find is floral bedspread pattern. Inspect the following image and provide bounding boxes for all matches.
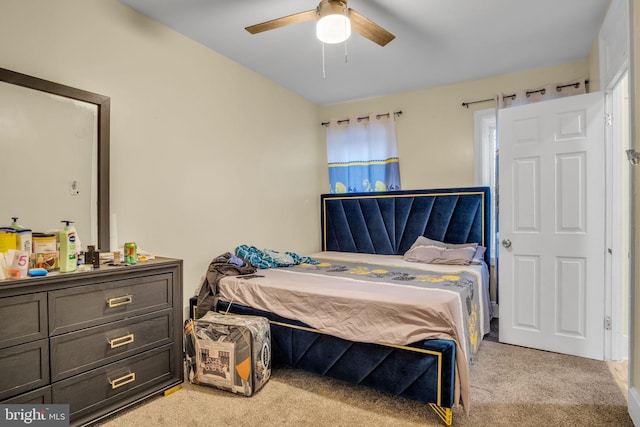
[292,258,481,359]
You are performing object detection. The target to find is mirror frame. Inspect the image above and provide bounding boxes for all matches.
[0,67,111,250]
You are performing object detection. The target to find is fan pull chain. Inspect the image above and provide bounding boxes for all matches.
[344,40,348,63]
[343,6,349,63]
[322,42,326,79]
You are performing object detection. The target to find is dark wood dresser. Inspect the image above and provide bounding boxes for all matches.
[0,257,184,426]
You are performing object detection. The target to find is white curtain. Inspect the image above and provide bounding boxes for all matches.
[326,112,401,193]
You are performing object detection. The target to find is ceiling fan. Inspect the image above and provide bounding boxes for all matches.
[245,0,395,47]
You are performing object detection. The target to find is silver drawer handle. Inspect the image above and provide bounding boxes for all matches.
[109,333,135,349]
[107,295,133,308]
[109,372,136,389]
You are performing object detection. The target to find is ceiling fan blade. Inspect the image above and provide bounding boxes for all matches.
[245,9,317,34]
[348,8,395,46]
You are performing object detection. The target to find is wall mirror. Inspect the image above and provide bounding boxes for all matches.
[0,68,110,251]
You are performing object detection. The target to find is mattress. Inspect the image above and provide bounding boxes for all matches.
[217,250,491,410]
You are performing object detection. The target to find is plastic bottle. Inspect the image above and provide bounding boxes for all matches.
[16,229,32,254]
[10,217,24,230]
[10,218,32,254]
[59,220,78,273]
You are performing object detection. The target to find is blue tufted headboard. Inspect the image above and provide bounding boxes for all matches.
[321,187,491,264]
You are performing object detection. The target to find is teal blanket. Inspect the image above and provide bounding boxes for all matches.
[235,245,319,269]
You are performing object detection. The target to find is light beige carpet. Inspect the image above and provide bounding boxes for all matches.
[96,340,632,427]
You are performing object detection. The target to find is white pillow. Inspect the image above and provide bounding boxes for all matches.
[409,236,478,250]
[471,246,487,264]
[403,245,477,265]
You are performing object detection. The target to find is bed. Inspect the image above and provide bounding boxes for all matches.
[199,187,491,425]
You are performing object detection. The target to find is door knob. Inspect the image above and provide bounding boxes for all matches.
[502,239,512,248]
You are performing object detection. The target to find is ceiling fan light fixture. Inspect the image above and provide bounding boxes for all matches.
[316,14,351,44]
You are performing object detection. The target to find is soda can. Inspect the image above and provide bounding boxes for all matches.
[124,242,137,265]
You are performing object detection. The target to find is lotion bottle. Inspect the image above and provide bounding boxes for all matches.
[59,220,77,272]
[10,217,24,230]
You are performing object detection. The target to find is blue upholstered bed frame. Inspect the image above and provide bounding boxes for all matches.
[212,187,491,425]
[321,187,491,263]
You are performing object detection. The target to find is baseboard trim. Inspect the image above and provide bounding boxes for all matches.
[629,386,640,425]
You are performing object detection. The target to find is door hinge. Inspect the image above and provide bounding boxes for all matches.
[627,149,640,165]
[606,113,613,126]
[604,316,612,330]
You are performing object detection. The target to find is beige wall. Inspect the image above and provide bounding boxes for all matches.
[0,0,325,310]
[319,61,590,190]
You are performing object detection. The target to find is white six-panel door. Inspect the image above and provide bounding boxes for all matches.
[498,92,605,360]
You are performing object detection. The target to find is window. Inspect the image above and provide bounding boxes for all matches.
[326,113,401,193]
[474,108,497,261]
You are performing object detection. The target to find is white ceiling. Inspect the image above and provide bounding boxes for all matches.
[118,0,611,106]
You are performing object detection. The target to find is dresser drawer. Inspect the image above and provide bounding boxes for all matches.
[0,293,47,349]
[50,309,174,381]
[52,345,175,422]
[49,272,174,335]
[0,339,49,400]
[3,386,52,404]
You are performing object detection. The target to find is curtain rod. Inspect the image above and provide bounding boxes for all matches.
[321,111,402,127]
[461,80,590,109]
